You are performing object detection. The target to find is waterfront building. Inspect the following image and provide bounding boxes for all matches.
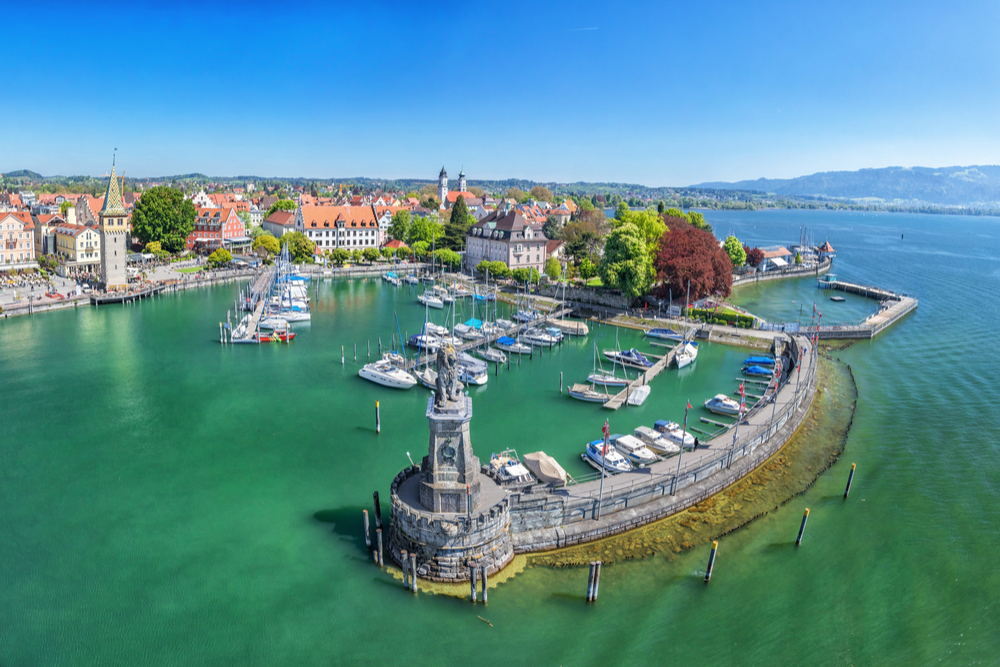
[98,164,129,290]
[464,210,549,272]
[33,213,64,257]
[759,246,794,271]
[0,211,37,269]
[53,222,101,273]
[185,207,251,254]
[295,205,380,251]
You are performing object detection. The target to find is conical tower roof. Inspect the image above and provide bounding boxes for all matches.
[100,165,127,217]
[439,165,447,178]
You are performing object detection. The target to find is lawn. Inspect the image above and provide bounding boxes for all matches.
[585,277,603,287]
[175,267,202,274]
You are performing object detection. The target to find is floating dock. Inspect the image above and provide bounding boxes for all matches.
[603,344,678,410]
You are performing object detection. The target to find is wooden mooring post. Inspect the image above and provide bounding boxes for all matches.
[376,528,384,566]
[586,562,596,601]
[796,508,810,546]
[471,565,478,603]
[402,550,410,590]
[704,541,718,583]
[592,561,602,601]
[844,463,856,499]
[363,510,371,548]
[410,552,418,594]
[373,491,382,529]
[480,566,488,605]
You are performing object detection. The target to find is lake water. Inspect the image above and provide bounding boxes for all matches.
[2,209,999,665]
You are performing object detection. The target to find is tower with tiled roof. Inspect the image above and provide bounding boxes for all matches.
[437,166,447,209]
[458,168,466,193]
[98,161,129,290]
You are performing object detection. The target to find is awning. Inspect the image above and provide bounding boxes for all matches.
[770,257,788,267]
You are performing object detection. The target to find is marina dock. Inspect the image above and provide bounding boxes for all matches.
[603,345,678,410]
[816,279,917,339]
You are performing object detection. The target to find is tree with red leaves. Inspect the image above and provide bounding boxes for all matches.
[654,220,733,300]
[744,245,765,268]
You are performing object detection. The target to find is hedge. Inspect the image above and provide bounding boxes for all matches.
[684,307,754,327]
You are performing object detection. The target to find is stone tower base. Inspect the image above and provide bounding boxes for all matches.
[388,466,513,582]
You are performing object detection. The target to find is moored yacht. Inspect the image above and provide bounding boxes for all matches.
[583,439,632,474]
[704,394,740,415]
[653,420,695,449]
[359,354,417,389]
[675,342,699,369]
[611,434,659,465]
[634,426,680,455]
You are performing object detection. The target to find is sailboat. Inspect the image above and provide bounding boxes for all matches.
[569,345,611,404]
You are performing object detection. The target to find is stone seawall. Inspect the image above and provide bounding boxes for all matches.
[732,257,832,287]
[533,283,632,310]
[509,335,817,553]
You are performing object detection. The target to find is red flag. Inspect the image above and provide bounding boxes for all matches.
[686,401,692,409]
[602,420,610,439]
[739,381,745,397]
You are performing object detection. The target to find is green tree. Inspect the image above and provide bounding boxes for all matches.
[207,248,233,268]
[613,209,666,255]
[511,267,540,284]
[144,241,162,253]
[380,246,396,259]
[577,197,595,212]
[443,195,473,250]
[542,216,561,240]
[795,252,803,265]
[250,232,281,259]
[266,199,297,218]
[388,210,411,242]
[579,257,597,280]
[412,241,429,259]
[407,215,445,246]
[395,246,412,260]
[329,248,350,265]
[130,186,197,253]
[529,185,554,202]
[480,260,510,279]
[687,211,712,233]
[505,187,526,202]
[433,248,462,270]
[614,201,630,221]
[350,249,363,263]
[280,231,316,262]
[545,256,562,280]
[723,236,747,267]
[59,200,74,216]
[598,222,653,298]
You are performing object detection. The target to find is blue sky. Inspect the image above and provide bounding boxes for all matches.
[3,0,999,185]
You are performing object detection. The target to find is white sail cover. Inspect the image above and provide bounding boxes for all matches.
[523,451,567,485]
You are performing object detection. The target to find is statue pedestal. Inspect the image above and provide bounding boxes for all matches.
[419,396,481,513]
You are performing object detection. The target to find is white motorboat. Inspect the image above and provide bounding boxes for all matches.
[514,309,539,323]
[489,449,534,484]
[259,316,289,330]
[475,347,507,364]
[568,383,610,404]
[422,322,450,337]
[675,342,699,369]
[653,420,695,449]
[457,352,489,386]
[495,318,516,331]
[626,384,652,406]
[522,451,568,485]
[404,274,420,285]
[705,394,741,416]
[408,334,441,353]
[277,309,311,322]
[634,426,680,455]
[603,348,654,369]
[587,373,629,387]
[584,439,632,474]
[522,329,559,347]
[496,336,532,355]
[612,434,659,465]
[359,355,417,389]
[417,292,444,309]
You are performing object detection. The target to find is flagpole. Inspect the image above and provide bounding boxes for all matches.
[596,420,609,520]
[672,402,689,495]
[793,345,804,407]
[769,359,782,436]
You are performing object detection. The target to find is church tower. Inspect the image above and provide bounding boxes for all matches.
[438,166,448,209]
[99,162,129,290]
[458,168,466,193]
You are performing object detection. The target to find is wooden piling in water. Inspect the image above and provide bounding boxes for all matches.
[410,552,418,594]
[586,562,596,601]
[471,565,478,603]
[592,561,601,601]
[376,528,383,566]
[844,463,856,499]
[796,508,810,546]
[704,541,718,582]
[378,337,382,355]
[376,401,381,434]
[373,491,382,529]
[559,372,563,392]
[341,345,345,365]
[402,550,409,589]
[363,510,371,548]
[354,343,357,361]
[480,566,488,605]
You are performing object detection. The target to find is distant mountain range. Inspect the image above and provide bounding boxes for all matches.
[692,165,1000,207]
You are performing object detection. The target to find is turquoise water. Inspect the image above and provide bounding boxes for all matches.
[2,209,999,665]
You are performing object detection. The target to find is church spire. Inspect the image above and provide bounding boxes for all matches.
[100,164,127,217]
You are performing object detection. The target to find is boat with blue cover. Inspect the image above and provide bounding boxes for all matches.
[743,356,775,366]
[644,327,685,341]
[603,348,654,369]
[742,364,773,377]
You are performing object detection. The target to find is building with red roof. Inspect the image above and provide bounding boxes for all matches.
[1,211,37,269]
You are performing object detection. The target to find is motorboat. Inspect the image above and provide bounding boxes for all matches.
[705,394,741,416]
[513,309,539,323]
[584,439,632,474]
[359,355,417,389]
[612,434,659,465]
[743,356,775,366]
[404,274,420,285]
[543,327,565,343]
[742,365,773,377]
[276,309,311,322]
[522,451,568,486]
[568,383,610,404]
[634,426,680,455]
[603,348,654,369]
[645,327,685,341]
[382,272,401,287]
[457,352,489,386]
[255,329,296,343]
[495,318,516,331]
[587,372,629,387]
[422,322,450,337]
[408,334,441,353]
[417,292,444,309]
[259,316,289,330]
[496,336,532,355]
[626,384,652,406]
[653,421,695,449]
[489,449,534,484]
[521,328,559,347]
[475,347,507,364]
[675,342,699,369]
